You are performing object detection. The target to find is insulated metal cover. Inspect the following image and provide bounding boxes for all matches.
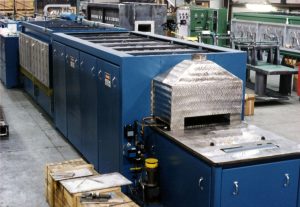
[19,33,50,87]
[152,59,243,130]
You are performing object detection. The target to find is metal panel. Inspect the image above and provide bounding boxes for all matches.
[19,33,32,72]
[98,60,120,173]
[35,88,53,116]
[80,52,99,169]
[87,2,167,35]
[66,46,81,148]
[152,59,243,130]
[221,160,299,207]
[53,41,67,137]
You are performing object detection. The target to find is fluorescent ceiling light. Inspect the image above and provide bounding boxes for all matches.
[246,3,277,12]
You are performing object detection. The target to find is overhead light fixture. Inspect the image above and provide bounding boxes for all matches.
[246,3,277,12]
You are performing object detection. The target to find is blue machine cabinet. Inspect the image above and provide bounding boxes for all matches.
[0,34,19,88]
[221,162,299,207]
[65,46,81,149]
[53,42,67,136]
[98,60,121,173]
[150,130,300,207]
[52,31,247,176]
[80,52,99,168]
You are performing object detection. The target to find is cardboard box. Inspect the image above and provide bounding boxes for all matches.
[244,94,255,116]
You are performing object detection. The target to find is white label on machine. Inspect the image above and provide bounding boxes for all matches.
[105,72,111,88]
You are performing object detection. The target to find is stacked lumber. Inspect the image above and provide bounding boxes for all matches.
[15,0,34,18]
[0,0,13,13]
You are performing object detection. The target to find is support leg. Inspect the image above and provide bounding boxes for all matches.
[255,72,267,96]
[279,74,292,96]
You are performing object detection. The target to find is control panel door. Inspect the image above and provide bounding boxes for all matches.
[53,41,67,137]
[221,160,299,207]
[65,46,81,148]
[98,60,120,173]
[156,133,211,207]
[79,51,98,169]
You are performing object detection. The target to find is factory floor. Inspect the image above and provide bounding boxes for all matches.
[0,77,299,206]
[0,83,80,207]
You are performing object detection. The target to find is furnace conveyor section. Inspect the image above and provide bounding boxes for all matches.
[18,19,126,118]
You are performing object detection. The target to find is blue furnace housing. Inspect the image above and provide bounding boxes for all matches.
[51,31,300,207]
[51,31,247,174]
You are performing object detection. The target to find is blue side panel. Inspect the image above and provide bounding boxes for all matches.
[22,75,35,98]
[150,131,211,207]
[221,160,300,207]
[207,52,247,119]
[66,46,81,148]
[0,35,19,88]
[80,52,99,169]
[53,41,67,136]
[36,88,53,117]
[211,168,223,207]
[98,60,121,173]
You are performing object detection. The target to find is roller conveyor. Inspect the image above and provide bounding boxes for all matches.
[66,32,205,55]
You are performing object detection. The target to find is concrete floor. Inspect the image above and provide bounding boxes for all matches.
[0,77,299,206]
[0,83,80,207]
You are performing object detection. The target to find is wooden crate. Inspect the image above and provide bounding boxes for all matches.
[45,158,96,207]
[45,159,87,202]
[77,190,139,207]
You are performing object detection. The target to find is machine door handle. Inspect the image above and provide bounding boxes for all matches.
[233,181,239,196]
[80,60,83,66]
[91,67,95,76]
[112,76,117,88]
[284,173,290,187]
[98,70,102,80]
[198,177,204,191]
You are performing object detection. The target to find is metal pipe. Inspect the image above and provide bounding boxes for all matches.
[81,19,114,28]
[43,4,72,17]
